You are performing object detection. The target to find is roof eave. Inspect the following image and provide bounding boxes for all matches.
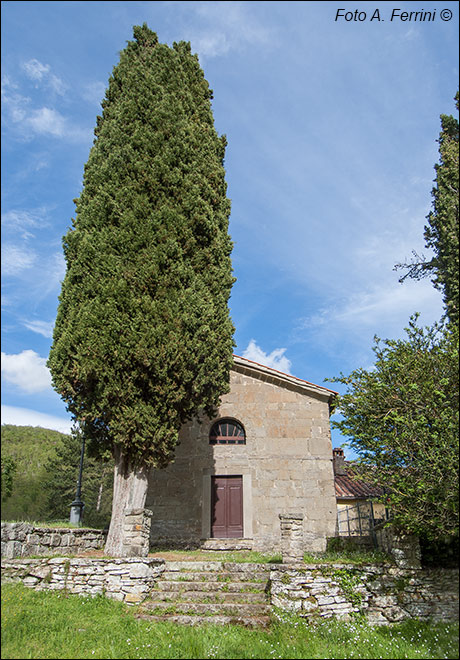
[232,354,337,401]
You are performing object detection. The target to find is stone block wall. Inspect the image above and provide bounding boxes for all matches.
[279,513,304,562]
[1,522,105,558]
[122,509,152,557]
[270,563,459,624]
[1,557,165,604]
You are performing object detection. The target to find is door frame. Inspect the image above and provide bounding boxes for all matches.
[202,472,253,539]
[211,475,243,538]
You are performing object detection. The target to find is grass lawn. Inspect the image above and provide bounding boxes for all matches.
[1,582,458,659]
[147,547,391,565]
[148,547,283,563]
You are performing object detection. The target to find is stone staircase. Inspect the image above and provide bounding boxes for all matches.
[137,560,272,627]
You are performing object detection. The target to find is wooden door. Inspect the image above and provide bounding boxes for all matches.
[211,476,243,538]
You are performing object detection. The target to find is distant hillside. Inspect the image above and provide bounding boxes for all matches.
[1,425,69,522]
[2,424,70,475]
[1,425,113,527]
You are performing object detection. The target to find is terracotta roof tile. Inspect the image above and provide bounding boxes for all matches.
[335,463,383,499]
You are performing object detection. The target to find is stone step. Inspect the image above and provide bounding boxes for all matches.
[200,539,254,551]
[149,589,267,604]
[153,580,267,593]
[136,612,271,628]
[162,570,269,583]
[142,600,272,617]
[144,560,271,626]
[162,561,227,571]
[164,561,271,573]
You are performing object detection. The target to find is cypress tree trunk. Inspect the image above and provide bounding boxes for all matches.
[104,446,150,556]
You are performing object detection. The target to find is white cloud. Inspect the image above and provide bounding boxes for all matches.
[1,405,72,434]
[1,209,50,284]
[182,1,274,58]
[295,277,444,371]
[1,244,37,275]
[242,339,292,374]
[2,76,88,142]
[23,320,55,339]
[2,247,65,311]
[2,87,63,138]
[2,208,46,239]
[1,76,30,123]
[22,58,50,82]
[193,32,230,58]
[307,278,443,332]
[48,74,67,96]
[1,350,52,393]
[38,252,66,298]
[26,107,67,137]
[22,58,67,95]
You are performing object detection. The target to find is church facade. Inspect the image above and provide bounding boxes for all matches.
[146,355,338,552]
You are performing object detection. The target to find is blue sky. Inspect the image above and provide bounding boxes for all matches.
[2,1,458,453]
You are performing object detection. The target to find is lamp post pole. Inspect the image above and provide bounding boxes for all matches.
[70,433,85,525]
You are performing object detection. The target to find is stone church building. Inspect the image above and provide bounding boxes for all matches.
[146,355,338,552]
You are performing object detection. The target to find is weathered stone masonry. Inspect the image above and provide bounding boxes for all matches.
[2,557,458,622]
[1,522,105,559]
[279,513,304,563]
[1,509,153,561]
[1,557,165,604]
[270,563,459,624]
[122,508,152,557]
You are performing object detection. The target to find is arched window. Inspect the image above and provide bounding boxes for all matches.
[209,418,246,445]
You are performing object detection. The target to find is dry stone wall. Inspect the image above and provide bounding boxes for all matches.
[1,557,165,604]
[270,563,459,624]
[2,555,457,621]
[1,522,105,559]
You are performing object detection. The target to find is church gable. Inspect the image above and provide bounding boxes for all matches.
[231,355,337,403]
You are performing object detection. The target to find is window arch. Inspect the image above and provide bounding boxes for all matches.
[209,418,246,445]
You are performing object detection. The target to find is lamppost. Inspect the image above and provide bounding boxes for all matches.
[70,432,85,525]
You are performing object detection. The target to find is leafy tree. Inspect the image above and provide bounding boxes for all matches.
[1,456,17,503]
[330,318,458,541]
[41,429,113,529]
[48,25,235,554]
[0,425,112,527]
[332,95,459,545]
[396,92,459,324]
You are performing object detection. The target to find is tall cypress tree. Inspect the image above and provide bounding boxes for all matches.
[396,92,459,324]
[424,92,459,324]
[48,25,235,555]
